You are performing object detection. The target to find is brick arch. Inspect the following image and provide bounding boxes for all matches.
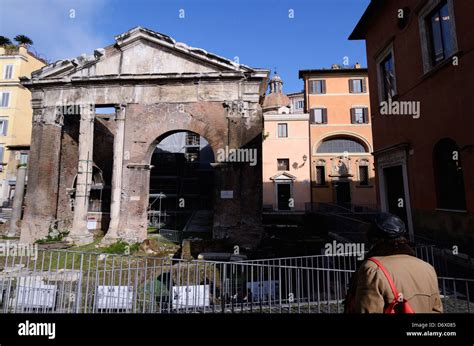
[144,127,222,165]
[125,102,228,165]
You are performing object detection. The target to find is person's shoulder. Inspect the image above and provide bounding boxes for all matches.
[359,257,381,273]
[396,254,437,270]
[370,254,438,274]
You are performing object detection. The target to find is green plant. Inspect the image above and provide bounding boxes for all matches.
[102,240,140,255]
[147,226,158,234]
[262,130,270,141]
[35,227,69,244]
[14,34,33,46]
[0,36,12,46]
[3,45,18,53]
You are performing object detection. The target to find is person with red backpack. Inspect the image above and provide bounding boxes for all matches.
[345,212,443,313]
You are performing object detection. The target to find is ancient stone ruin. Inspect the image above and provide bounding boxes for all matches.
[19,27,269,248]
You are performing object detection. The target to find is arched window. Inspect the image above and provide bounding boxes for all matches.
[92,166,105,188]
[433,138,466,210]
[317,137,367,153]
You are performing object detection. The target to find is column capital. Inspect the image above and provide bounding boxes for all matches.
[33,105,65,127]
[224,100,248,118]
[81,106,95,122]
[114,103,127,120]
[32,106,44,125]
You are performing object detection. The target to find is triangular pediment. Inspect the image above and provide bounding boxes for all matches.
[270,172,296,181]
[31,27,256,79]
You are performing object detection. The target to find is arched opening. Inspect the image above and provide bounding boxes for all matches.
[68,165,111,231]
[69,165,110,213]
[314,135,370,207]
[433,138,466,210]
[316,136,368,154]
[148,130,215,239]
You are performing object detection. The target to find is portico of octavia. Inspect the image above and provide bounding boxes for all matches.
[19,27,268,248]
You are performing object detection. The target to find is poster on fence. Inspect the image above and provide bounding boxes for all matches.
[172,285,210,309]
[246,280,279,302]
[96,285,134,310]
[16,277,57,309]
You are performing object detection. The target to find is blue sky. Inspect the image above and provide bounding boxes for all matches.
[0,0,370,92]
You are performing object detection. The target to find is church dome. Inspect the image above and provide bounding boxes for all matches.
[263,92,291,110]
[262,72,290,111]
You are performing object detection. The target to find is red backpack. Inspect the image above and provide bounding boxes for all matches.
[368,257,415,313]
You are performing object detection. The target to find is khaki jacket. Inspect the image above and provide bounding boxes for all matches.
[351,254,443,313]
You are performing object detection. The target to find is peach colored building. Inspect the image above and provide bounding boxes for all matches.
[299,65,376,208]
[262,74,311,212]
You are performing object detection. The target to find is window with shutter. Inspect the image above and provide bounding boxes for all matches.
[349,79,363,93]
[311,108,326,124]
[352,108,365,124]
[426,1,456,65]
[309,80,326,94]
[419,0,458,72]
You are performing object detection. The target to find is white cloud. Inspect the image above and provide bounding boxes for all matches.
[0,0,111,63]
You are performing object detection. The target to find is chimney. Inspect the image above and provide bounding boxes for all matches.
[354,62,361,69]
[331,64,340,70]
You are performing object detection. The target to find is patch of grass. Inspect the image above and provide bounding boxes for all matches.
[147,226,158,234]
[0,236,20,240]
[101,240,140,255]
[69,238,140,256]
[70,238,102,252]
[34,228,69,244]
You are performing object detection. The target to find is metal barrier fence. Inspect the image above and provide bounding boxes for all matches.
[0,249,471,313]
[238,245,439,274]
[0,250,351,313]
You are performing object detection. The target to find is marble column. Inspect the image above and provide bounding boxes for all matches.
[102,104,126,245]
[68,107,95,245]
[7,165,27,237]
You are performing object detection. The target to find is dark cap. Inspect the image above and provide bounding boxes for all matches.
[372,212,406,239]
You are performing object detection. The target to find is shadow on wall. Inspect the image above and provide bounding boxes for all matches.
[263,175,377,212]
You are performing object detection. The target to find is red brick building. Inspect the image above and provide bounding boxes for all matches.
[350,0,474,251]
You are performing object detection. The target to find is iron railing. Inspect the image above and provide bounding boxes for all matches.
[239,245,442,275]
[0,249,471,313]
